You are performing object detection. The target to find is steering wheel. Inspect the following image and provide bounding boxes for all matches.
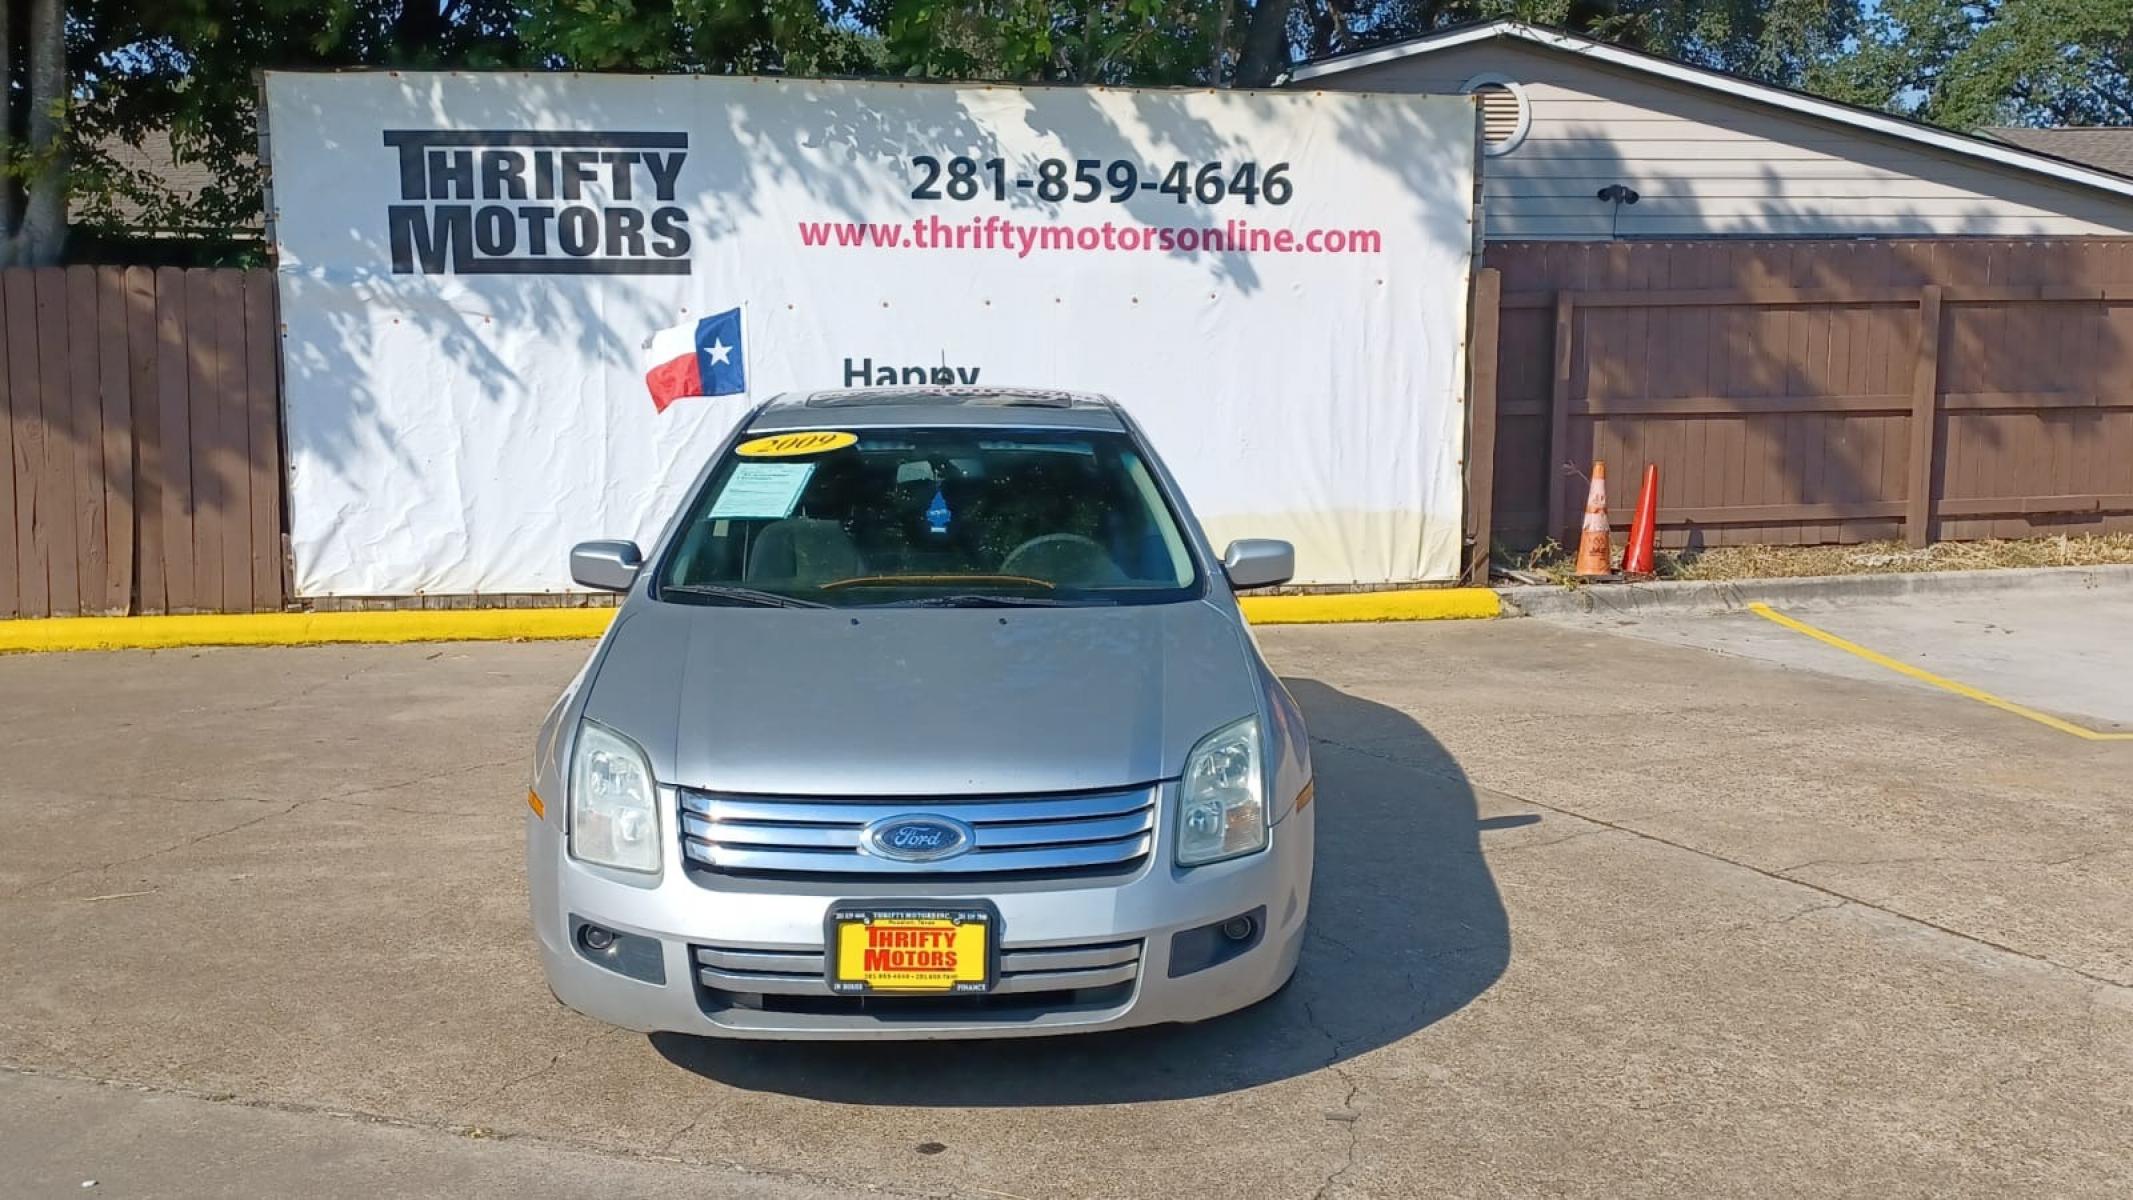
[1000,533,1120,584]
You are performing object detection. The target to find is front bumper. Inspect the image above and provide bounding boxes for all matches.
[527,788,1312,1040]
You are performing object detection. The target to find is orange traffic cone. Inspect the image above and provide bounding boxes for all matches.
[1621,465,1660,578]
[1573,461,1612,578]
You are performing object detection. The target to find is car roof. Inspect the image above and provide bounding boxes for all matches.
[747,386,1127,433]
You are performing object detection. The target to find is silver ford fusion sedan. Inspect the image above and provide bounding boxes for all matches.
[528,386,1314,1039]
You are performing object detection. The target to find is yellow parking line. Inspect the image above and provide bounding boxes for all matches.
[1746,602,2133,741]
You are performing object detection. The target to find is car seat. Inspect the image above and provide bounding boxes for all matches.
[999,533,1125,586]
[745,518,861,586]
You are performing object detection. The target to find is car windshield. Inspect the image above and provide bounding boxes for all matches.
[655,427,1201,608]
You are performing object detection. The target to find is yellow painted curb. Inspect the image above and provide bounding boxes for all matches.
[1238,588,1500,624]
[0,587,1499,653]
[0,608,616,654]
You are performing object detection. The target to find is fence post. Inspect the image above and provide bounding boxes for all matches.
[1465,268,1502,583]
[1546,291,1575,547]
[1905,285,1944,548]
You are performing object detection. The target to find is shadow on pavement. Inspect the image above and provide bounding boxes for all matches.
[650,677,1510,1103]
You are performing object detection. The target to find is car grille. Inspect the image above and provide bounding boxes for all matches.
[691,939,1141,1019]
[677,785,1156,879]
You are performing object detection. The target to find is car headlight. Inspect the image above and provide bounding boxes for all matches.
[1176,716,1268,866]
[569,721,662,874]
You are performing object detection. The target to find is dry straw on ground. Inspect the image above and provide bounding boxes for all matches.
[1660,533,2133,580]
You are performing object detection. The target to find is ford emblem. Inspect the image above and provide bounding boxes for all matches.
[862,815,975,863]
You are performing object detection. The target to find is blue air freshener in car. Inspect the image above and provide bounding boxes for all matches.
[926,486,951,534]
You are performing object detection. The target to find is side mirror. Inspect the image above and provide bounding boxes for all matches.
[1221,539,1294,590]
[570,540,643,592]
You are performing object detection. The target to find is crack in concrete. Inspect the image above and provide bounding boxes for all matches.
[468,1050,567,1110]
[1991,1057,2049,1090]
[158,657,401,721]
[337,800,498,819]
[2,757,519,900]
[657,1100,718,1154]
[1298,996,1364,1200]
[1481,826,1611,857]
[453,1027,607,1114]
[1308,734,2133,992]
[1310,930,1363,963]
[2081,988,2109,1062]
[1310,1072,1363,1200]
[1308,733,1453,776]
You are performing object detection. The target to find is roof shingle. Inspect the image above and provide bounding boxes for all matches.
[1981,127,2133,178]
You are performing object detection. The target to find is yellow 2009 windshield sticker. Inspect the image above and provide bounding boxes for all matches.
[735,431,857,458]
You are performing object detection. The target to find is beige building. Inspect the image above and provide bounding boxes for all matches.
[1287,21,2133,241]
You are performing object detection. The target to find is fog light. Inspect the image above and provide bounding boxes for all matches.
[568,915,666,985]
[1167,905,1268,979]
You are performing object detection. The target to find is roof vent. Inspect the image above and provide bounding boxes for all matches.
[1460,73,1531,156]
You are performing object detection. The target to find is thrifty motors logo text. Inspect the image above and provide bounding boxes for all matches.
[384,131,692,275]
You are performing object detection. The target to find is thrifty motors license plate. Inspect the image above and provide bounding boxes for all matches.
[827,904,996,995]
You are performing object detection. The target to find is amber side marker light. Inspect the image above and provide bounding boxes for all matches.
[1293,781,1315,812]
[527,789,546,819]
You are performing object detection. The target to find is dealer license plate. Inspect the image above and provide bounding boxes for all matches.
[826,903,996,995]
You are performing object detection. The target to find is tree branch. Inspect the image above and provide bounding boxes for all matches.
[1235,0,1292,87]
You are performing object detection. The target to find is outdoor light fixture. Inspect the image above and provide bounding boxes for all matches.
[1598,183,1641,238]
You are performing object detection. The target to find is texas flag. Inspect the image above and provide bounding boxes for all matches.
[643,306,746,412]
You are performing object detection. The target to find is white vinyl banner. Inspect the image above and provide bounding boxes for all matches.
[262,72,1477,594]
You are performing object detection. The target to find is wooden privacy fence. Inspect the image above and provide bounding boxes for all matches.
[1466,239,2133,574]
[1,267,283,617]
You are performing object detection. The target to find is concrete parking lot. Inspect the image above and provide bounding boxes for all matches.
[1556,586,2133,733]
[2,604,2129,1198]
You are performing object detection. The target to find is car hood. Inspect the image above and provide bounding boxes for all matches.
[580,598,1259,796]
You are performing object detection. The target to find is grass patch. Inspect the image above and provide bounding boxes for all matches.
[1505,533,2133,585]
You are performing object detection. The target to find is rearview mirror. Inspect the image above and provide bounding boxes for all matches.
[570,540,643,592]
[1220,539,1294,590]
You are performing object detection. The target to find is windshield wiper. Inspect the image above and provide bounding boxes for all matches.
[661,583,829,609]
[876,593,1085,608]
